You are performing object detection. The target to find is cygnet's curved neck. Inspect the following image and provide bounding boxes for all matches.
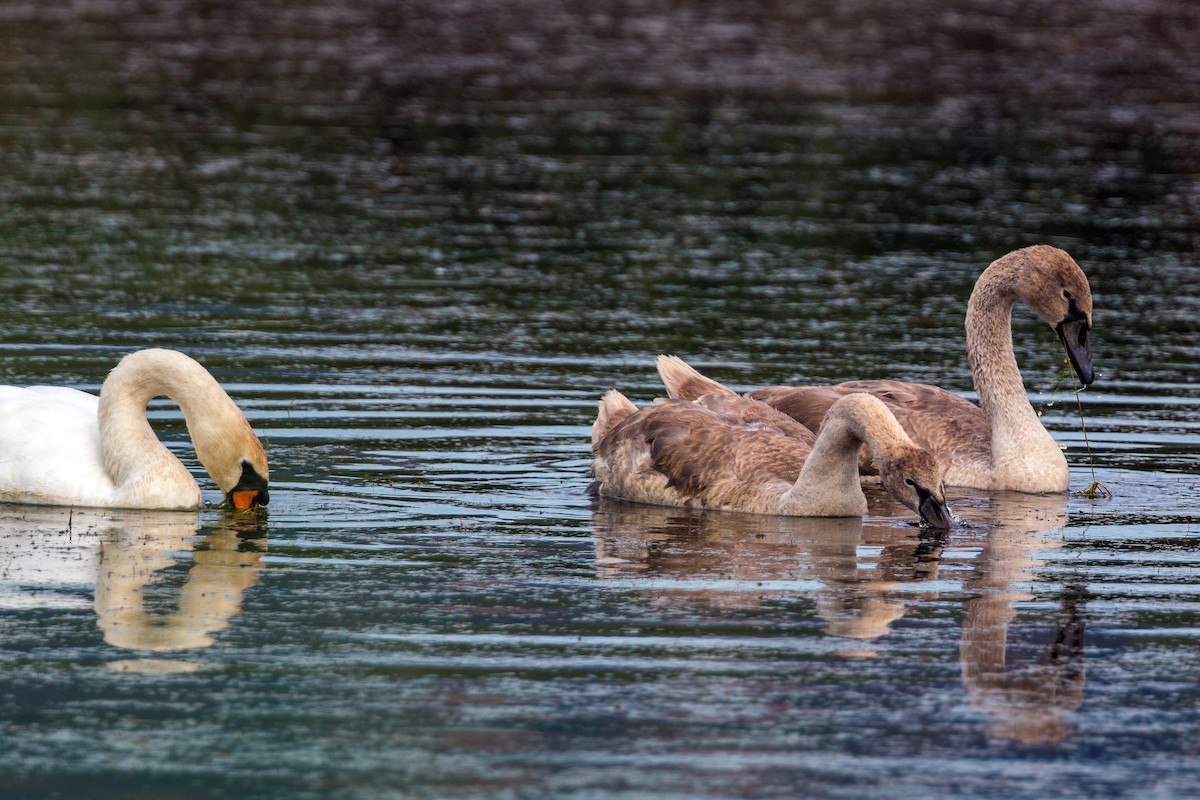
[784,395,908,516]
[965,260,1058,467]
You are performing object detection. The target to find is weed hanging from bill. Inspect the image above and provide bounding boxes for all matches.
[1060,355,1111,500]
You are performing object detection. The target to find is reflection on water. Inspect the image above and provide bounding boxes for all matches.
[592,500,944,639]
[957,493,1086,745]
[0,507,265,658]
[594,490,1085,743]
[95,521,266,653]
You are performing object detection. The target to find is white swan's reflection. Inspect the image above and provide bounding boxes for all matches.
[0,505,266,653]
[592,489,1084,743]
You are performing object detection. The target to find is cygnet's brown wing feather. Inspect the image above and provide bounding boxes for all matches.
[694,392,818,447]
[646,396,814,490]
[748,380,992,474]
[747,386,844,434]
[594,395,813,510]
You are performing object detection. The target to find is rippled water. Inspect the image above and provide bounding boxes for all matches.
[2,2,1200,798]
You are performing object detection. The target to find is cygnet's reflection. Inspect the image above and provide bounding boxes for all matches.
[592,498,946,639]
[592,488,1086,743]
[955,491,1084,745]
[0,505,266,652]
[760,486,1084,743]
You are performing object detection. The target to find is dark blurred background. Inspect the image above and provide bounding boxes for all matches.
[0,1,1196,379]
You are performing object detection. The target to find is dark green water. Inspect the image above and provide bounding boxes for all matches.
[2,2,1200,798]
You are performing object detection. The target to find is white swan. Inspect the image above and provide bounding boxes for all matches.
[0,349,269,510]
[659,246,1095,493]
[589,382,951,526]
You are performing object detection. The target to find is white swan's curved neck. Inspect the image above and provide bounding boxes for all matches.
[97,350,220,506]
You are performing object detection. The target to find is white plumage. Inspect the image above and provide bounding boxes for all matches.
[0,386,119,507]
[0,349,269,510]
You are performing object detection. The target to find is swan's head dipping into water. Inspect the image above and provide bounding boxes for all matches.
[184,390,270,511]
[876,446,953,529]
[812,393,954,528]
[997,245,1095,386]
[217,454,270,511]
[101,349,270,511]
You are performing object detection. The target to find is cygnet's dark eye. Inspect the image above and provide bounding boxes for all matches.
[904,478,916,487]
[1062,289,1072,299]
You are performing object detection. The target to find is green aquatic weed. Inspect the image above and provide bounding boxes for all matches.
[1054,354,1110,500]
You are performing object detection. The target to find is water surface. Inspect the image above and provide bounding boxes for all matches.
[1,2,1200,798]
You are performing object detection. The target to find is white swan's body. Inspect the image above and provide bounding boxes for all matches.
[0,349,269,511]
[590,381,950,526]
[660,246,1095,494]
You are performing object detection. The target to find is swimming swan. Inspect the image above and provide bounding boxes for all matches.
[659,245,1095,493]
[589,382,952,526]
[0,349,269,510]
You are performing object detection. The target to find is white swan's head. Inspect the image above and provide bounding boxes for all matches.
[877,446,952,529]
[156,351,270,510]
[196,416,270,511]
[1006,245,1095,386]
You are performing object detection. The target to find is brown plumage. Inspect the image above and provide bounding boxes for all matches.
[590,386,951,525]
[659,246,1095,493]
[593,393,810,512]
[748,381,991,478]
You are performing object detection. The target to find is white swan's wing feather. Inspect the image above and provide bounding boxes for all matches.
[0,387,117,506]
[24,385,103,412]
